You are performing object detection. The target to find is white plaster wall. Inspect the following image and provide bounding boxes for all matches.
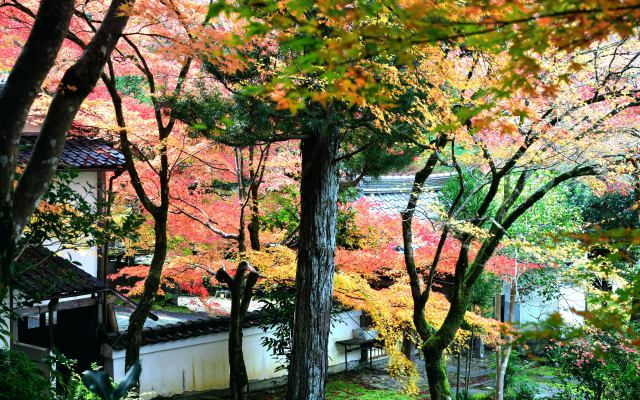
[518,289,558,326]
[518,285,585,327]
[45,171,99,278]
[558,285,585,326]
[105,311,362,398]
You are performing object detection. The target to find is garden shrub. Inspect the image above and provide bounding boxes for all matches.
[65,372,102,400]
[0,348,52,400]
[548,387,582,400]
[548,327,640,400]
[505,381,536,400]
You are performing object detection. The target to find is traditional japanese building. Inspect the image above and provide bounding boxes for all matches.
[5,126,125,371]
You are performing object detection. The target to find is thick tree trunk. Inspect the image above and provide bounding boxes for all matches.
[0,0,132,303]
[0,1,75,296]
[421,276,469,400]
[228,317,249,400]
[286,125,340,400]
[125,214,168,369]
[424,348,452,400]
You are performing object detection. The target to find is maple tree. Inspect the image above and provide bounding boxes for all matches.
[0,0,244,369]
[400,41,640,399]
[199,1,640,398]
[3,1,640,399]
[217,261,260,400]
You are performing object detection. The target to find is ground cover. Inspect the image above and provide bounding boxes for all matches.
[253,377,419,400]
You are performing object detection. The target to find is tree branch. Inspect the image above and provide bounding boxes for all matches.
[13,0,135,232]
[0,0,74,212]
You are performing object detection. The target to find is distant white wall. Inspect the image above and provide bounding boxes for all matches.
[46,170,99,278]
[518,285,585,327]
[558,285,585,326]
[104,311,363,398]
[518,289,557,326]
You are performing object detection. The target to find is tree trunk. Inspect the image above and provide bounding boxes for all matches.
[217,261,259,400]
[496,283,517,400]
[424,348,452,400]
[0,0,132,303]
[248,146,261,251]
[0,0,75,301]
[125,213,167,369]
[234,147,247,254]
[248,184,261,251]
[421,285,469,400]
[238,207,247,254]
[228,315,249,400]
[286,124,340,400]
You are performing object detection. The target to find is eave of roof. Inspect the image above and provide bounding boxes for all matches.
[360,173,453,194]
[106,311,264,350]
[12,246,106,302]
[18,127,125,171]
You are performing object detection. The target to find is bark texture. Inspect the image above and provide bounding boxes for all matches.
[217,261,260,400]
[124,213,168,368]
[247,145,261,251]
[423,350,452,400]
[286,125,340,400]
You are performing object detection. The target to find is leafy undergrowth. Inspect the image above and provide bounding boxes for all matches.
[325,380,414,400]
[253,378,420,400]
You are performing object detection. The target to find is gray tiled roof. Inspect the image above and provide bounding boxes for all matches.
[359,173,451,219]
[19,129,124,170]
[106,310,264,350]
[363,191,439,219]
[12,246,106,301]
[360,173,452,194]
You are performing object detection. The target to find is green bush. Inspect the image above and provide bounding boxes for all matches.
[548,327,640,400]
[547,387,582,400]
[0,349,52,400]
[505,381,536,400]
[65,371,102,400]
[456,391,493,400]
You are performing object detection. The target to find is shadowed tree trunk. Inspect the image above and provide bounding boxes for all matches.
[248,145,262,251]
[0,0,133,304]
[286,120,340,400]
[248,188,261,251]
[124,212,168,368]
[217,261,260,400]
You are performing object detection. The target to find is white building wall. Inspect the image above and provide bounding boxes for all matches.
[45,170,99,278]
[104,311,363,398]
[518,289,558,326]
[558,285,585,326]
[518,286,585,327]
